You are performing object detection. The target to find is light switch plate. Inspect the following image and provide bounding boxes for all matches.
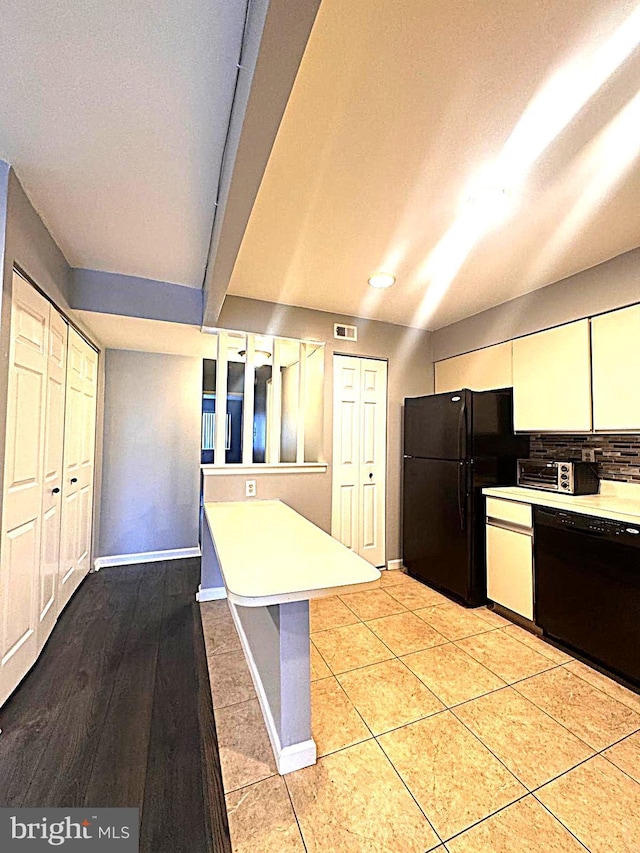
[245,479,257,497]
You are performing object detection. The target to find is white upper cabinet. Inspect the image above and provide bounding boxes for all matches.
[591,304,640,431]
[512,319,592,432]
[435,341,512,393]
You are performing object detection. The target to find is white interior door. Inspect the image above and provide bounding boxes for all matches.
[0,272,50,706]
[332,355,387,566]
[38,305,68,650]
[59,328,97,609]
[79,341,98,575]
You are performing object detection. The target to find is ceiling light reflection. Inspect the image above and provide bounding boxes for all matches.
[413,3,640,328]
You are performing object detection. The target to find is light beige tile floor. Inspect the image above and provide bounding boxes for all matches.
[207,649,257,709]
[337,657,444,734]
[402,641,506,707]
[515,666,640,751]
[309,642,331,681]
[339,587,407,620]
[309,595,359,632]
[202,571,640,852]
[365,609,447,656]
[456,629,558,683]
[310,676,371,756]
[310,621,394,674]
[225,775,305,853]
[453,686,594,789]
[603,731,640,783]
[536,755,640,853]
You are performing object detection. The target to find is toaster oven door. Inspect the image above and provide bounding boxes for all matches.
[518,461,559,491]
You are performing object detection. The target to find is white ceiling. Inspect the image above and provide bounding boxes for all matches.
[228,0,640,330]
[75,311,218,358]
[0,0,247,287]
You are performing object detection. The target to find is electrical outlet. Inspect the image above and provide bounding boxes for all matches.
[582,448,596,463]
[245,479,257,498]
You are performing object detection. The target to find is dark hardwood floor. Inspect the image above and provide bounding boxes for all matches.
[0,558,231,853]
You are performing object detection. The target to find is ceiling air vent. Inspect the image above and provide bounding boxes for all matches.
[334,323,357,342]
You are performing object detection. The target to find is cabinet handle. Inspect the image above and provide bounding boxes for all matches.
[52,487,61,494]
[70,477,78,484]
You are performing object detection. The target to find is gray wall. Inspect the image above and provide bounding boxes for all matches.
[202,296,434,562]
[99,349,201,557]
[0,164,106,560]
[432,247,640,362]
[72,268,203,326]
[0,162,8,282]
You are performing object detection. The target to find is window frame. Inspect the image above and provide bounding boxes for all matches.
[200,328,326,471]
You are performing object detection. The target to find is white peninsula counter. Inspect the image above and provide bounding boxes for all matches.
[198,500,380,774]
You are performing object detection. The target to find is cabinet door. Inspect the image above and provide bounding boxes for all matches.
[0,272,49,707]
[486,524,533,619]
[435,341,512,393]
[591,303,640,431]
[512,319,592,432]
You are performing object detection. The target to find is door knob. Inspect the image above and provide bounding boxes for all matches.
[369,472,373,479]
[70,477,78,484]
[52,487,60,494]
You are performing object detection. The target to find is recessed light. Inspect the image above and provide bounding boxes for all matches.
[368,272,396,289]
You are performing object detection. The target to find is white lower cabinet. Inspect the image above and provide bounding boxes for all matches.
[486,498,534,620]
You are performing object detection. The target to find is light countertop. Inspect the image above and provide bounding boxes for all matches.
[204,499,381,606]
[483,481,640,526]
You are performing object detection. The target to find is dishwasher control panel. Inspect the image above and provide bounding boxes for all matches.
[536,508,640,546]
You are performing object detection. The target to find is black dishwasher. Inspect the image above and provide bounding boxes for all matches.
[534,507,640,687]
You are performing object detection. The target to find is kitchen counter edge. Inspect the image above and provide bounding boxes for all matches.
[482,485,640,526]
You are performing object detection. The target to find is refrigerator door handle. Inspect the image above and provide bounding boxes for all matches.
[457,401,467,461]
[457,461,466,531]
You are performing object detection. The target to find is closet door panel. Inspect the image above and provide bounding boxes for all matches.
[59,329,97,608]
[79,340,97,577]
[0,273,49,707]
[38,307,68,648]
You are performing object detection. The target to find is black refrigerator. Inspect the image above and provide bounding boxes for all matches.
[402,388,529,607]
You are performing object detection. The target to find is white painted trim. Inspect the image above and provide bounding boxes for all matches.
[386,559,404,571]
[196,584,227,602]
[242,335,255,465]
[213,330,229,467]
[278,738,317,775]
[201,463,327,476]
[94,546,201,571]
[227,599,317,775]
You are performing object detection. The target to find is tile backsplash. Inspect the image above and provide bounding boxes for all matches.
[530,435,640,483]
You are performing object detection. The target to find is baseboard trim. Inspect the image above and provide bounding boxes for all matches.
[277,738,317,775]
[94,546,201,571]
[386,559,403,571]
[196,584,227,602]
[227,600,316,775]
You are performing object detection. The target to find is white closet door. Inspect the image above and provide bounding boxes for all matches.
[59,328,97,609]
[0,272,50,707]
[358,360,387,567]
[38,306,68,650]
[332,356,360,551]
[332,355,387,567]
[79,341,98,577]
